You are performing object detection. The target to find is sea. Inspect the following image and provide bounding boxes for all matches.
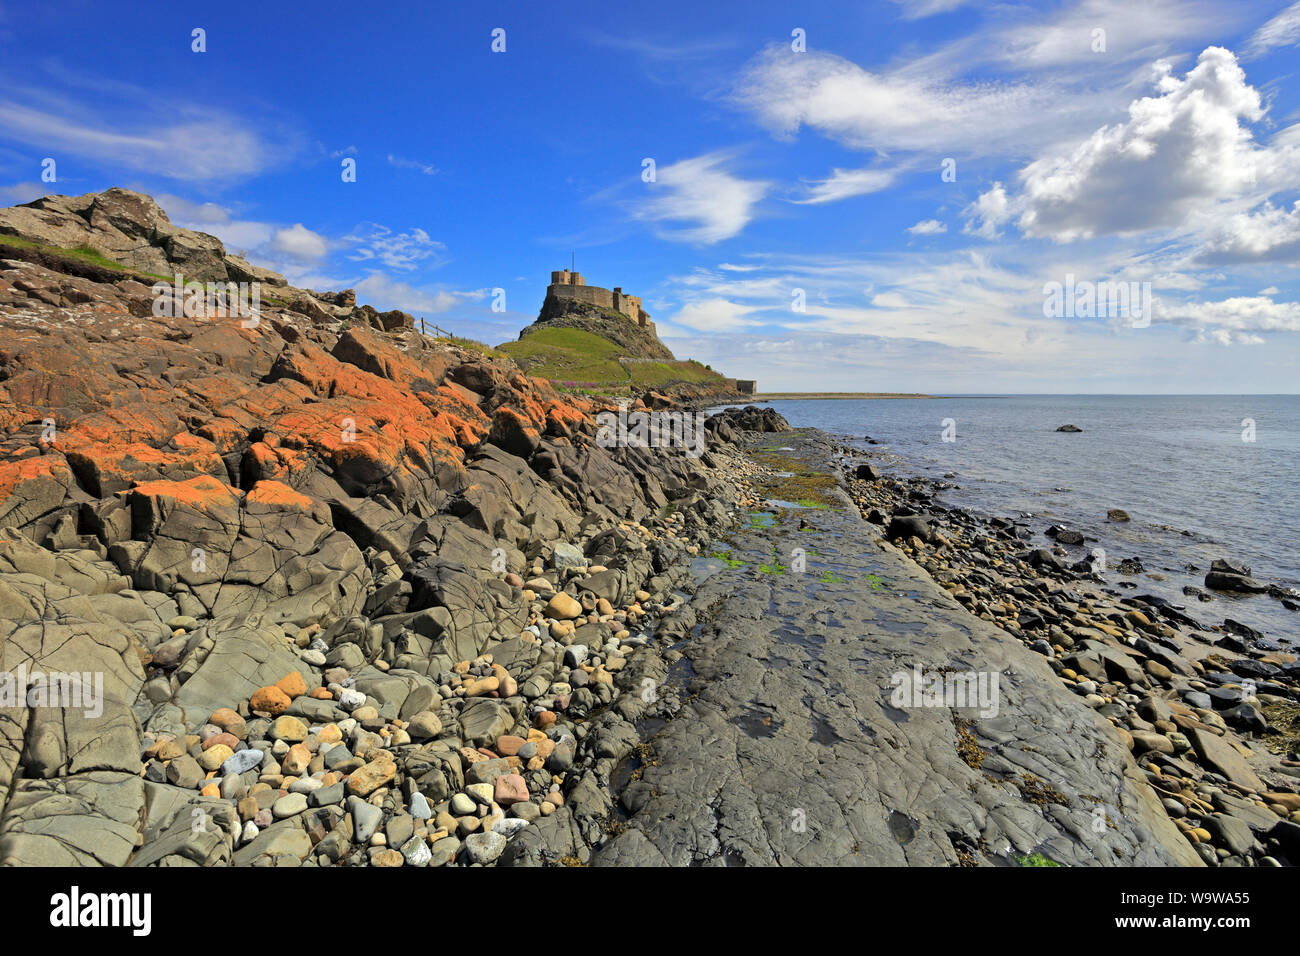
[731,395,1300,646]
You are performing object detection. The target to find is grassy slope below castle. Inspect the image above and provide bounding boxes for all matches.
[496,326,726,395]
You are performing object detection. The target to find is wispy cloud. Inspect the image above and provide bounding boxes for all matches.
[628,152,770,243]
[0,71,294,182]
[888,0,973,20]
[387,153,438,176]
[1245,1,1300,57]
[792,166,897,204]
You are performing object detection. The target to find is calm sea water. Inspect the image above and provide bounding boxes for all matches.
[742,396,1300,645]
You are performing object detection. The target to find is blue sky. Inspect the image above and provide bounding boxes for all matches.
[2,0,1300,392]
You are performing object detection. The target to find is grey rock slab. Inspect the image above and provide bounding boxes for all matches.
[591,430,1202,868]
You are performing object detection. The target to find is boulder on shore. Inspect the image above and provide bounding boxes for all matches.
[1205,558,1268,594]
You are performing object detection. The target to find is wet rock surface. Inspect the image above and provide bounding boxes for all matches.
[591,430,1201,867]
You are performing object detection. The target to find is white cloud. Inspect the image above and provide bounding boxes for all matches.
[792,166,896,204]
[998,0,1233,67]
[207,220,275,253]
[971,48,1300,243]
[344,224,446,271]
[732,44,1053,155]
[270,223,329,262]
[963,183,1010,239]
[353,274,484,314]
[156,193,232,225]
[1195,200,1300,264]
[907,218,948,235]
[1245,1,1300,57]
[631,153,770,243]
[1156,294,1300,336]
[664,296,764,332]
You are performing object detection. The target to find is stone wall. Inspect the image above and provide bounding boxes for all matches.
[548,271,648,327]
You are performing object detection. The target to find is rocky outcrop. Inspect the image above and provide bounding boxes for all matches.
[0,188,747,867]
[0,188,284,285]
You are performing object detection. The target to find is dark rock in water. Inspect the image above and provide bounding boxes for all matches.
[1107,509,1131,522]
[1211,557,1251,577]
[712,405,791,433]
[867,508,887,525]
[855,463,881,481]
[885,514,931,542]
[1045,524,1084,545]
[1055,424,1083,432]
[1205,558,1268,593]
[1116,556,1144,574]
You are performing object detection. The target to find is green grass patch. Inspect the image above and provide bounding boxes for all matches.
[497,327,632,385]
[1014,852,1061,867]
[497,326,729,393]
[627,358,727,389]
[0,234,173,282]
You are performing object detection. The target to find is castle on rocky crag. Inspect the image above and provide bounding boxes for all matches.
[548,270,653,330]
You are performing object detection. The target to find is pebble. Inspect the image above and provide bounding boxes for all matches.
[349,797,383,844]
[463,831,507,864]
[450,793,477,815]
[401,836,431,866]
[272,793,308,818]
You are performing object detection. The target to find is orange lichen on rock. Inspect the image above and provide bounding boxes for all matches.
[130,474,243,512]
[245,479,314,511]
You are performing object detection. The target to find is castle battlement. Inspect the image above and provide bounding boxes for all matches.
[547,270,650,328]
